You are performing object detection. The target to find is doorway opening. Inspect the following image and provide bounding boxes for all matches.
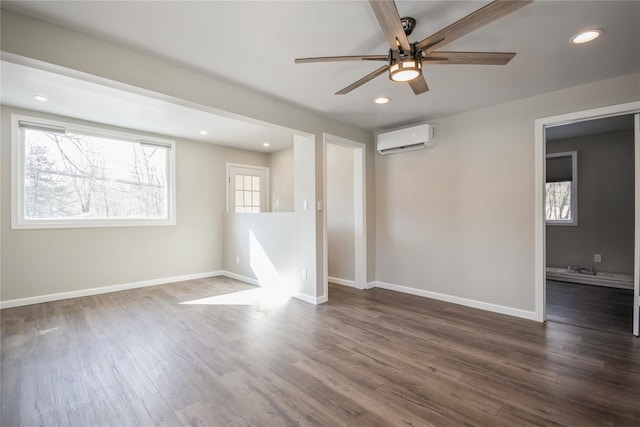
[535,102,640,336]
[323,134,366,301]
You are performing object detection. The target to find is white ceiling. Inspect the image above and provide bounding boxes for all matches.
[1,0,639,135]
[0,61,296,152]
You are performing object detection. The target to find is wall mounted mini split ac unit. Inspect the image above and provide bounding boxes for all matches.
[376,124,435,155]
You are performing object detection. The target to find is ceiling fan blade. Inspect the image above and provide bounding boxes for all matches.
[416,0,532,53]
[336,65,390,95]
[295,55,388,64]
[409,75,429,95]
[369,0,411,51]
[424,51,516,65]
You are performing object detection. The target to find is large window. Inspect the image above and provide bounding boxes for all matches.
[11,115,176,229]
[545,151,577,226]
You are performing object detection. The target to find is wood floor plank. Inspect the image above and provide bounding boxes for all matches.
[547,280,633,334]
[2,278,640,426]
[130,393,183,426]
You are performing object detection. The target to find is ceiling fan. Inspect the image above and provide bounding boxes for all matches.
[295,0,532,95]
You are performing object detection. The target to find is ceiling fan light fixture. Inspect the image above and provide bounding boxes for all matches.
[389,59,422,82]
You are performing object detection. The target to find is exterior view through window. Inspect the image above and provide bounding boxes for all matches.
[545,151,577,225]
[545,181,572,221]
[235,174,262,213]
[13,115,175,228]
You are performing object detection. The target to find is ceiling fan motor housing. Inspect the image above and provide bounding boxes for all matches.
[388,44,423,82]
[389,44,422,65]
[401,17,416,36]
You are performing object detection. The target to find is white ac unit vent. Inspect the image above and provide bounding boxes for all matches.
[376,124,435,155]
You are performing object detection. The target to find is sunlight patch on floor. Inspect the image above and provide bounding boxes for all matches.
[180,287,290,306]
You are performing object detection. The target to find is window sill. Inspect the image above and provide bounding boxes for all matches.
[11,218,176,230]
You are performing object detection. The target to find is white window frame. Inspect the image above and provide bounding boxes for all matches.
[225,163,269,213]
[11,114,177,229]
[545,150,578,226]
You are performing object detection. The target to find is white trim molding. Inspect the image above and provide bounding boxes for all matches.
[221,270,260,287]
[293,292,327,305]
[328,276,357,288]
[0,271,225,309]
[371,281,537,321]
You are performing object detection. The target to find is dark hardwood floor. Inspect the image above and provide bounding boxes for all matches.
[2,277,639,426]
[547,280,634,335]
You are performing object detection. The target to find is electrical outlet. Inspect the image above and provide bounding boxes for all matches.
[302,269,307,280]
[236,256,240,264]
[594,254,602,263]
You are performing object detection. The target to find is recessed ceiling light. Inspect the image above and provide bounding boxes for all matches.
[375,96,390,104]
[263,142,270,147]
[199,130,208,135]
[33,95,48,102]
[570,28,603,44]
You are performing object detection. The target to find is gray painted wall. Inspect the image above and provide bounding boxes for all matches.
[375,73,639,313]
[268,146,294,212]
[327,143,355,282]
[546,130,635,274]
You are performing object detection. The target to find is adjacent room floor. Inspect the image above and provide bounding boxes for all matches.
[2,278,639,426]
[546,279,634,335]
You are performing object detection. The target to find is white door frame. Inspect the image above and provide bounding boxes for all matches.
[534,101,640,336]
[322,133,367,301]
[634,113,640,336]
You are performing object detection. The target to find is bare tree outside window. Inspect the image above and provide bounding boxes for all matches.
[545,150,577,225]
[24,129,168,220]
[545,181,572,221]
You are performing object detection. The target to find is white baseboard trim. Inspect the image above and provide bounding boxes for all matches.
[546,267,633,290]
[0,271,225,309]
[371,281,537,321]
[315,294,329,304]
[293,292,326,305]
[328,276,356,288]
[328,276,375,291]
[0,270,329,309]
[221,270,260,287]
